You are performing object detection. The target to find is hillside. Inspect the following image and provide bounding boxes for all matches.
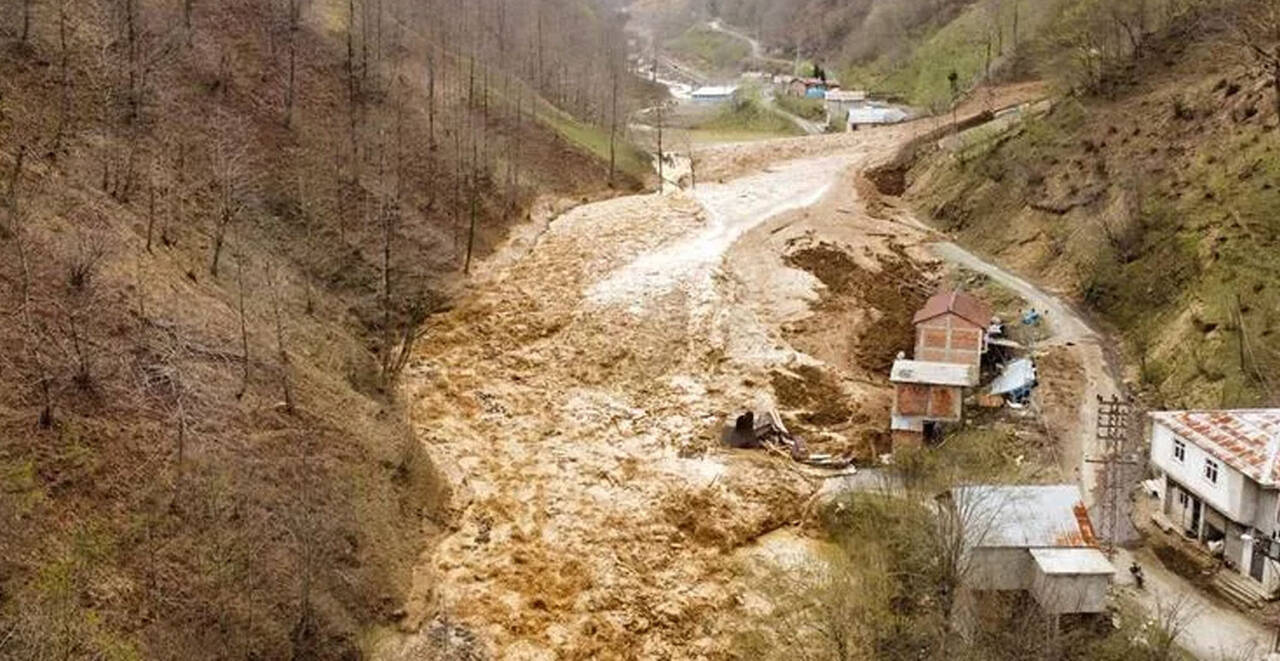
[903,4,1280,408]
[643,0,1191,110]
[0,0,649,657]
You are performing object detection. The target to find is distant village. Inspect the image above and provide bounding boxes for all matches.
[687,72,911,132]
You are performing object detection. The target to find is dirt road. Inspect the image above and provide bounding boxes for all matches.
[925,242,1123,518]
[705,19,789,68]
[1115,547,1274,660]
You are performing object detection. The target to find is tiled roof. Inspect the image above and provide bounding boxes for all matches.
[1151,409,1280,486]
[913,289,994,328]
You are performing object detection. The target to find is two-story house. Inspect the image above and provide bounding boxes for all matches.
[1148,409,1280,595]
[889,290,994,451]
[912,290,993,369]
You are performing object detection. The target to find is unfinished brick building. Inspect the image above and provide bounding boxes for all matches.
[912,290,994,370]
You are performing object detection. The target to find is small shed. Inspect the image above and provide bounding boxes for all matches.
[691,85,738,103]
[890,359,977,449]
[846,104,909,130]
[913,290,994,370]
[824,90,867,124]
[946,485,1115,617]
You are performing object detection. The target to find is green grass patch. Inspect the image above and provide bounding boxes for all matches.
[696,86,804,136]
[773,94,827,121]
[537,109,653,182]
[666,26,751,74]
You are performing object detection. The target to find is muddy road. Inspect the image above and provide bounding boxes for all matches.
[378,92,1046,660]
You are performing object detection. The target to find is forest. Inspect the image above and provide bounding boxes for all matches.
[0,0,647,657]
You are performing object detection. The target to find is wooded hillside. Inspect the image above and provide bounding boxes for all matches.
[906,0,1280,408]
[0,0,647,657]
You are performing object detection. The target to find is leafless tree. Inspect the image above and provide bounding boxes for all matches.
[234,247,251,399]
[264,262,294,412]
[210,111,252,278]
[284,0,303,128]
[1143,593,1202,660]
[1222,0,1280,118]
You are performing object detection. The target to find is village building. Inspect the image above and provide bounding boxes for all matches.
[845,104,909,130]
[946,485,1115,621]
[787,77,838,99]
[824,89,867,124]
[690,85,737,103]
[889,358,977,449]
[1148,409,1280,599]
[913,290,994,370]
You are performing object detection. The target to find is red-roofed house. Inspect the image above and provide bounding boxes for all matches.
[913,290,994,370]
[1149,409,1280,595]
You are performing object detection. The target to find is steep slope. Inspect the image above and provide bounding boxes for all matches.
[0,0,647,657]
[905,14,1280,408]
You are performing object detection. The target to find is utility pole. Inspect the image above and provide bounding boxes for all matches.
[1085,395,1140,558]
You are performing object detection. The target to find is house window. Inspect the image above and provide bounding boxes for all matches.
[1204,458,1220,484]
[1173,439,1186,463]
[1177,491,1190,507]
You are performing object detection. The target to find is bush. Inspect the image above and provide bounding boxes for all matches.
[774,94,827,121]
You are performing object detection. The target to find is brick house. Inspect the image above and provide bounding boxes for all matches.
[890,358,978,449]
[913,290,994,370]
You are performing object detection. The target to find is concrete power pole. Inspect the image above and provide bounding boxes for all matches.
[1085,395,1140,558]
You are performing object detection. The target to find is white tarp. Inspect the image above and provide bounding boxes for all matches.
[990,358,1037,396]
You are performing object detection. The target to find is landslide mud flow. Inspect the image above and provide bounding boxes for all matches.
[378,96,1040,660]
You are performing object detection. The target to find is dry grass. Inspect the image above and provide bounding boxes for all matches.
[0,0,631,657]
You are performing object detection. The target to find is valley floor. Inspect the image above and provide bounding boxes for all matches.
[376,85,1271,660]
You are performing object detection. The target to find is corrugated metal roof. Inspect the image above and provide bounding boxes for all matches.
[691,85,737,98]
[1030,548,1115,575]
[913,289,994,328]
[826,90,867,102]
[1151,409,1280,485]
[890,359,978,387]
[950,485,1100,549]
[847,106,909,125]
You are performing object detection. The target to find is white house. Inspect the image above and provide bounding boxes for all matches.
[945,485,1115,617]
[1148,409,1280,595]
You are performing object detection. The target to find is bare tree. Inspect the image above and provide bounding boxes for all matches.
[19,0,33,46]
[284,0,302,128]
[1223,0,1280,118]
[210,112,252,278]
[234,247,251,399]
[264,262,294,412]
[184,0,195,46]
